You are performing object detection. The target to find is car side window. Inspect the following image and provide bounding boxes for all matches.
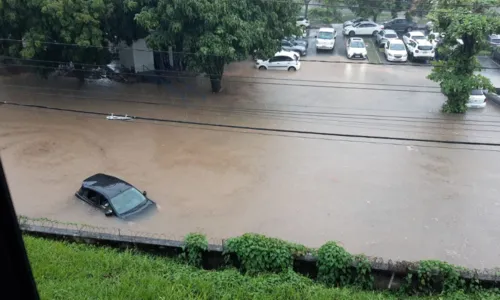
[367,24,375,28]
[284,56,293,61]
[273,56,285,62]
[86,190,101,204]
[395,19,403,24]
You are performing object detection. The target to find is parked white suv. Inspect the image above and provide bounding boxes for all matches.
[315,27,337,51]
[402,31,427,45]
[383,39,408,62]
[346,37,367,59]
[255,51,301,71]
[404,39,434,61]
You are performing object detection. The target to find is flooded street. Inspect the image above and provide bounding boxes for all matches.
[2,61,500,268]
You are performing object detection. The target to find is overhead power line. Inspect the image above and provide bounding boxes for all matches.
[2,39,500,70]
[0,56,442,89]
[0,62,443,93]
[2,101,500,147]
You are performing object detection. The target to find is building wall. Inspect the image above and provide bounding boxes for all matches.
[118,41,135,71]
[132,39,155,72]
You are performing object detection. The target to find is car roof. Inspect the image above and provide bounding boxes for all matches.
[408,31,425,36]
[318,27,335,32]
[82,173,133,199]
[415,39,432,45]
[274,50,298,58]
[388,39,404,44]
[349,37,364,41]
[358,21,375,25]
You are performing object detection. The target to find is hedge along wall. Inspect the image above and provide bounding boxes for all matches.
[20,221,500,295]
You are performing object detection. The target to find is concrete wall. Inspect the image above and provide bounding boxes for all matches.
[118,42,135,71]
[132,39,155,73]
[20,223,500,292]
[117,39,155,73]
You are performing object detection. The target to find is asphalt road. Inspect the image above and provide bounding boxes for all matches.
[2,60,500,269]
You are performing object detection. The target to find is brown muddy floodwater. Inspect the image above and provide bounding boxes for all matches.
[1,62,500,269]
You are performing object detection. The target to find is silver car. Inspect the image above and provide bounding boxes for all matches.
[281,40,307,56]
[375,29,399,46]
[488,34,500,47]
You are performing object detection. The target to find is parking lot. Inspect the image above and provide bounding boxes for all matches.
[302,25,431,65]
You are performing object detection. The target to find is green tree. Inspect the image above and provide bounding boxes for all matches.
[136,0,301,93]
[344,0,391,22]
[0,0,26,58]
[428,0,500,113]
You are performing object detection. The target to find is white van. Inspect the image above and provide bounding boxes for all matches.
[315,27,337,51]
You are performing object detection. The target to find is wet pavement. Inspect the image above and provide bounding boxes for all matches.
[1,61,500,269]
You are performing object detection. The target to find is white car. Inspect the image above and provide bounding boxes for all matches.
[296,17,310,28]
[404,39,435,61]
[402,31,427,45]
[466,89,487,108]
[345,37,367,59]
[383,39,408,62]
[315,27,337,51]
[343,21,383,37]
[255,51,301,71]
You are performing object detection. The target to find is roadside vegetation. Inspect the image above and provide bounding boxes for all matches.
[24,233,500,299]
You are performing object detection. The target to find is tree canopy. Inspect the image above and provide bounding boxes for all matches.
[135,0,301,92]
[0,0,301,90]
[428,0,500,113]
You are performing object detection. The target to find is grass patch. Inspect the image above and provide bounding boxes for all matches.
[24,236,499,299]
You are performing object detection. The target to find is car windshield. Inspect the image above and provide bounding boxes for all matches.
[491,39,500,43]
[413,35,425,40]
[471,89,484,95]
[385,34,397,38]
[109,188,147,215]
[318,32,333,39]
[351,41,365,48]
[417,45,433,50]
[390,44,405,50]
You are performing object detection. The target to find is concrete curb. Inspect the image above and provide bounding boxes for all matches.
[21,223,500,291]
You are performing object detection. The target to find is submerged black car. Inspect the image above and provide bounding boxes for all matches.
[75,173,155,219]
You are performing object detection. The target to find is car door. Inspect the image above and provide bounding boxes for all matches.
[281,41,291,51]
[268,56,286,70]
[403,32,410,44]
[394,19,404,31]
[376,30,384,43]
[365,23,377,35]
[284,56,295,68]
[81,188,104,208]
[407,40,416,53]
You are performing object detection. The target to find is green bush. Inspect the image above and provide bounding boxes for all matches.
[224,233,308,275]
[405,260,467,295]
[183,233,208,267]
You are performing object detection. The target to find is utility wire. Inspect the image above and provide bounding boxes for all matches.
[2,39,500,70]
[0,56,442,89]
[5,86,500,128]
[6,102,500,153]
[5,82,500,119]
[2,101,500,147]
[0,62,443,93]
[7,89,500,140]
